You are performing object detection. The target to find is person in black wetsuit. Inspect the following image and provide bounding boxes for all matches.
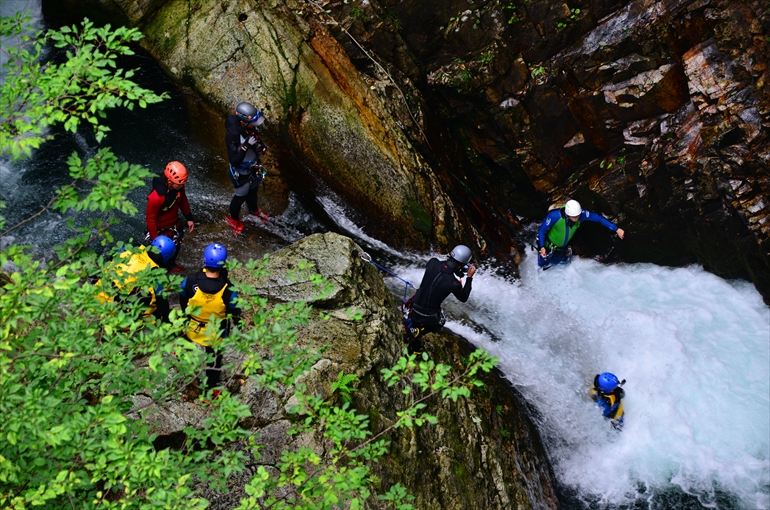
[223,102,268,234]
[406,245,476,354]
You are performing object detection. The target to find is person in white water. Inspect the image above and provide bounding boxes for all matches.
[537,199,625,269]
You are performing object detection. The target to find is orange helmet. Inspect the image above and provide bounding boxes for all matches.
[164,161,188,185]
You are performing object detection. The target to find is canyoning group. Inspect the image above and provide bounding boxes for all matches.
[112,97,627,420]
[103,101,262,402]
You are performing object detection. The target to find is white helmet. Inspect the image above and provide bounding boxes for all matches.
[565,199,582,217]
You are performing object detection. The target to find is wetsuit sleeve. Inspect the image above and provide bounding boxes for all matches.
[179,276,190,311]
[226,130,247,166]
[538,210,561,248]
[154,292,169,322]
[596,396,613,417]
[224,287,242,326]
[452,277,473,303]
[581,210,618,231]
[179,189,193,222]
[145,191,165,240]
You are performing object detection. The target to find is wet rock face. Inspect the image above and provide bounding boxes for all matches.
[79,0,469,251]
[333,0,770,296]
[132,233,558,508]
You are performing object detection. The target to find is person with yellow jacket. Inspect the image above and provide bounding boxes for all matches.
[179,243,241,393]
[590,372,625,430]
[95,236,176,322]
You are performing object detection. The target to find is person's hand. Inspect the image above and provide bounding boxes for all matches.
[246,135,257,146]
[616,228,625,240]
[187,220,195,233]
[539,247,547,258]
[466,264,476,278]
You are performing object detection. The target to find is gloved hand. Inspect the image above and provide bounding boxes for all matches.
[246,135,257,146]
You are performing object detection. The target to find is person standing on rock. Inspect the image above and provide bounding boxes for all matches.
[537,199,624,269]
[224,101,268,235]
[405,245,475,354]
[179,243,241,400]
[145,161,195,274]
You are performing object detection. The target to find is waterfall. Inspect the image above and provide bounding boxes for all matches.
[385,251,770,508]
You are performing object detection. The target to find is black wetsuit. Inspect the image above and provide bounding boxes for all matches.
[224,115,266,220]
[407,258,472,351]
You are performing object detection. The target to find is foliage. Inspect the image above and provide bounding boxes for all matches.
[332,370,360,404]
[0,9,499,510]
[0,13,167,160]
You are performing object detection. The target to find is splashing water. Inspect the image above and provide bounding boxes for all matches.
[391,252,769,509]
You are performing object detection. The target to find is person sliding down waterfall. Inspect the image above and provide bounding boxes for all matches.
[145,161,195,274]
[224,101,268,235]
[537,199,625,270]
[590,372,626,430]
[404,245,475,355]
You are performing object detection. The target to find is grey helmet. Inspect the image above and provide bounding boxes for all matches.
[235,102,264,125]
[449,245,472,265]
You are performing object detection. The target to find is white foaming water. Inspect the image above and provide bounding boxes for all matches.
[391,252,769,508]
[316,193,404,258]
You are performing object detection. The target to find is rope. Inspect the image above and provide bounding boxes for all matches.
[359,251,415,303]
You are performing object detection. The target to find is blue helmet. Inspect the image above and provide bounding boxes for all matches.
[151,235,176,263]
[597,372,620,393]
[203,243,227,269]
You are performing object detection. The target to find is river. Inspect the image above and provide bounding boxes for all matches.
[2,2,768,509]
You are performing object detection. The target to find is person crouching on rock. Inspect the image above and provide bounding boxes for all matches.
[94,235,175,323]
[405,245,475,355]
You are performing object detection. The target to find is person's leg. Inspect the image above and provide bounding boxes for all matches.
[203,346,223,390]
[229,194,248,220]
[246,180,259,214]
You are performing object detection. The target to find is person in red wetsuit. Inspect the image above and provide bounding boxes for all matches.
[145,161,195,273]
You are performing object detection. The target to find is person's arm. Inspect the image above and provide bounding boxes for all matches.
[454,277,473,302]
[179,190,195,232]
[538,210,560,257]
[225,287,242,327]
[452,264,475,303]
[145,191,164,240]
[581,210,624,238]
[226,131,248,167]
[179,277,190,311]
[154,290,169,322]
[597,397,613,417]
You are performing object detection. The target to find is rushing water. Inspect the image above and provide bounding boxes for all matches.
[4,3,770,509]
[374,248,770,509]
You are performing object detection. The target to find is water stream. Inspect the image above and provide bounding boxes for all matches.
[2,3,769,508]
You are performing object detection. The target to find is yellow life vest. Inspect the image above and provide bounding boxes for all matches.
[185,283,228,346]
[96,249,158,319]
